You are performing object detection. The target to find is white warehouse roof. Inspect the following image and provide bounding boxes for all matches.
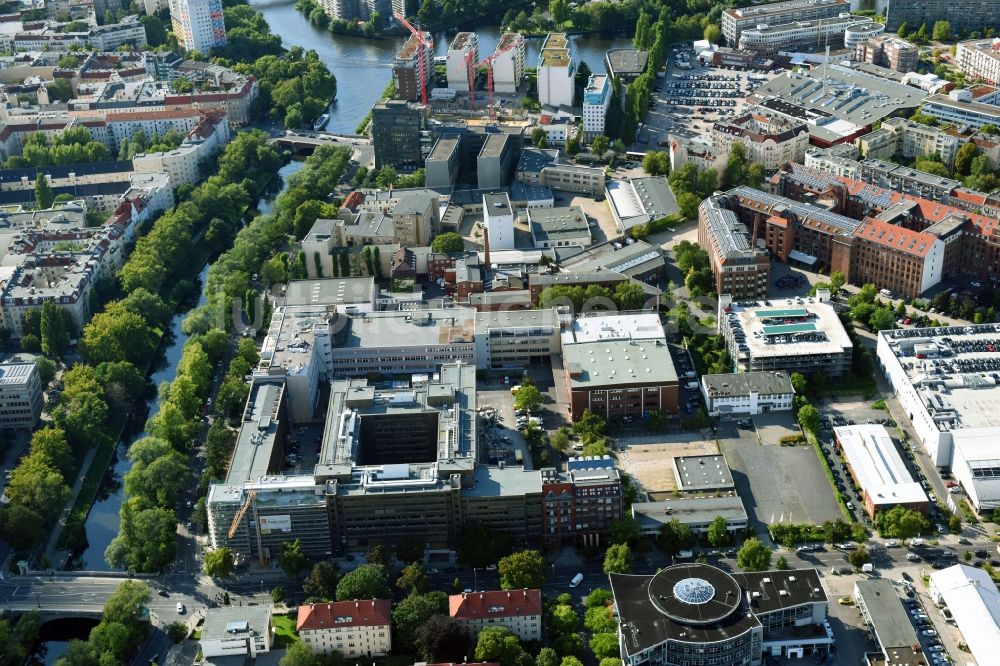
[834,424,927,507]
[929,564,1000,666]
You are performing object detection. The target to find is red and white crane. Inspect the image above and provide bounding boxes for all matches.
[467,34,523,118]
[393,11,432,106]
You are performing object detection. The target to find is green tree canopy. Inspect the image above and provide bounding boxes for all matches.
[431,232,466,254]
[736,537,772,572]
[498,549,546,590]
[336,563,391,600]
[603,543,632,574]
[203,547,235,578]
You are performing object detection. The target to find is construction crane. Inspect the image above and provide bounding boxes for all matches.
[227,489,257,539]
[393,11,431,106]
[469,34,524,119]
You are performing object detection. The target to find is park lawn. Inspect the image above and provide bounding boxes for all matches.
[272,613,298,648]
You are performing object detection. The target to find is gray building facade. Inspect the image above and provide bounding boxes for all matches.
[885,0,997,35]
[372,100,427,170]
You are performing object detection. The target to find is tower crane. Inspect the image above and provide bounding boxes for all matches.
[227,489,256,539]
[393,12,432,106]
[468,34,524,119]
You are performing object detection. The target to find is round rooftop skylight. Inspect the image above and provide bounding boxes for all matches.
[673,577,715,605]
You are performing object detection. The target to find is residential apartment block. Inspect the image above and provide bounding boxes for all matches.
[446,32,478,92]
[582,74,611,140]
[393,32,434,103]
[885,0,997,36]
[856,116,963,168]
[0,362,43,430]
[133,110,230,188]
[856,34,919,73]
[491,33,526,94]
[538,34,575,108]
[721,0,850,45]
[450,590,542,641]
[711,112,809,171]
[297,601,392,659]
[541,457,623,546]
[170,0,227,53]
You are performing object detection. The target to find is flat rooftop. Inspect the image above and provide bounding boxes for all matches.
[632,496,747,532]
[564,338,677,389]
[725,0,849,20]
[284,278,374,308]
[202,605,272,643]
[673,454,735,491]
[428,137,460,162]
[338,309,476,349]
[226,380,285,484]
[834,424,927,506]
[557,239,664,277]
[855,579,921,663]
[563,312,665,344]
[474,308,559,334]
[0,362,36,387]
[880,324,1000,431]
[529,206,590,242]
[702,371,795,399]
[479,134,510,159]
[724,298,853,361]
[464,465,542,497]
[606,48,648,76]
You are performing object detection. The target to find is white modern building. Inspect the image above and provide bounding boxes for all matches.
[473,309,561,368]
[0,362,43,430]
[700,371,795,416]
[833,424,928,517]
[200,606,273,659]
[876,325,1000,479]
[922,90,1000,129]
[450,589,542,641]
[736,14,876,56]
[169,0,227,53]
[492,32,526,94]
[955,38,1000,86]
[538,33,575,108]
[528,206,591,249]
[722,0,851,45]
[928,564,1000,666]
[446,32,478,92]
[297,600,392,658]
[582,74,611,140]
[483,191,515,250]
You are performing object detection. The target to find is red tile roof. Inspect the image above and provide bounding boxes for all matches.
[450,589,542,621]
[853,216,936,257]
[297,600,391,631]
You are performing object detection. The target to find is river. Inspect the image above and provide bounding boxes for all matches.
[250,0,634,134]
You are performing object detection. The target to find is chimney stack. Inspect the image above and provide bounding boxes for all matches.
[483,226,491,268]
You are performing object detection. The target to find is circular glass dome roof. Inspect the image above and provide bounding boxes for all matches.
[673,577,715,605]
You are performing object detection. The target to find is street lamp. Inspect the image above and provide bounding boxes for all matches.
[473,568,478,591]
[260,580,264,594]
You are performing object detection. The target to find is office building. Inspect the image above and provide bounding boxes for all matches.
[492,33,526,94]
[297,600,392,659]
[610,564,832,666]
[477,134,517,189]
[515,148,605,196]
[391,193,438,247]
[956,39,1000,85]
[200,606,272,659]
[849,215,945,300]
[582,74,611,140]
[483,192,515,250]
[922,90,1000,129]
[928,564,1000,666]
[447,32,478,92]
[372,101,426,170]
[541,457,623,546]
[450,590,542,641]
[393,31,434,103]
[605,48,649,83]
[853,579,922,666]
[700,371,795,417]
[561,313,679,420]
[885,0,997,36]
[169,0,227,53]
[711,112,809,171]
[0,362,43,430]
[538,33,575,108]
[722,0,850,46]
[556,238,666,283]
[877,326,1000,507]
[473,309,560,368]
[528,206,590,249]
[697,195,771,299]
[737,14,876,56]
[856,34,919,74]
[425,137,461,188]
[631,496,749,538]
[718,296,854,378]
[672,454,736,493]
[833,424,928,517]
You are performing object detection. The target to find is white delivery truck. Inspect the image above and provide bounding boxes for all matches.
[570,573,584,588]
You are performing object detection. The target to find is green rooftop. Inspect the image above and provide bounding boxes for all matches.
[753,308,809,318]
[762,323,817,335]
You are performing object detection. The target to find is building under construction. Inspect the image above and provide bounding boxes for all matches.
[393,31,434,103]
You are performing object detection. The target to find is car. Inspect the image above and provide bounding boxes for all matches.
[428,568,440,574]
[976,550,988,559]
[905,587,916,598]
[158,589,169,597]
[486,564,497,571]
[837,542,856,550]
[837,596,854,605]
[176,603,185,614]
[928,646,945,653]
[936,524,947,534]
[922,629,938,637]
[958,537,972,545]
[885,539,900,548]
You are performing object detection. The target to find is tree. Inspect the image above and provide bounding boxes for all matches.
[271,587,285,604]
[279,641,325,666]
[589,634,620,659]
[775,555,789,570]
[431,232,466,254]
[798,403,820,436]
[737,537,772,572]
[641,150,669,176]
[590,135,609,156]
[897,21,909,38]
[954,142,980,176]
[278,539,309,579]
[513,384,544,413]
[657,519,694,556]
[336,563,391,600]
[393,591,449,649]
[415,615,473,663]
[457,524,513,567]
[790,372,807,395]
[498,549,546,590]
[932,20,952,42]
[40,301,71,358]
[573,409,607,443]
[603,543,632,574]
[703,24,721,45]
[366,543,391,568]
[874,505,929,539]
[303,561,340,599]
[948,513,962,533]
[537,647,560,666]
[609,516,641,546]
[28,427,74,480]
[203,547,235,578]
[869,307,896,332]
[104,504,177,572]
[847,544,871,569]
[35,173,54,209]
[397,562,429,594]
[532,127,548,147]
[614,281,647,311]
[707,516,730,547]
[396,536,425,564]
[584,605,616,634]
[474,626,530,666]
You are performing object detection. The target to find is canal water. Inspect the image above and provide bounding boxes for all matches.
[249,0,634,134]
